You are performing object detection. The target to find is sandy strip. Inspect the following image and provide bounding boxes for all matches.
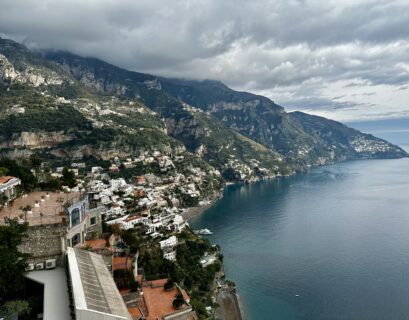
[181,202,214,221]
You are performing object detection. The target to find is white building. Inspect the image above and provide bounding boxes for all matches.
[91,166,103,174]
[110,178,127,191]
[106,215,129,226]
[172,214,187,232]
[0,176,21,203]
[159,236,178,261]
[200,253,218,268]
[159,236,178,249]
[163,248,177,261]
[121,215,143,230]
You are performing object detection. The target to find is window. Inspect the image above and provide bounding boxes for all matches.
[90,217,97,225]
[71,208,80,226]
[72,233,81,247]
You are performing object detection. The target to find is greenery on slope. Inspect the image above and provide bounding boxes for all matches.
[121,227,221,319]
[0,158,38,190]
[189,112,291,174]
[0,105,91,137]
[0,220,29,316]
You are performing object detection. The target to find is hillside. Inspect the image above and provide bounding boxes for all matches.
[290,111,408,159]
[0,37,407,182]
[0,38,290,182]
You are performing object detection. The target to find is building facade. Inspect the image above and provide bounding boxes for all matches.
[0,176,21,204]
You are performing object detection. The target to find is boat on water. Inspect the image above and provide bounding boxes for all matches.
[194,228,213,235]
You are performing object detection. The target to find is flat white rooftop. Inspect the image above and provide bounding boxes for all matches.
[67,247,131,320]
[26,268,71,320]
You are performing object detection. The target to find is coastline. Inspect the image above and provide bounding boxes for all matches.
[182,189,245,320]
[182,189,224,222]
[181,157,409,320]
[182,201,215,222]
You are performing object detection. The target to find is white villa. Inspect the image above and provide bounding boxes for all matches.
[0,176,21,204]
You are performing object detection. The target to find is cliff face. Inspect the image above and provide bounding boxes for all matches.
[0,131,73,149]
[0,37,407,181]
[156,78,409,166]
[0,53,65,87]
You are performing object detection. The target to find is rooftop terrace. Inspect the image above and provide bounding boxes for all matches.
[0,191,81,226]
[142,279,193,320]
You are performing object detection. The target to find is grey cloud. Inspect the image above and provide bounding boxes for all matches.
[283,96,362,111]
[0,0,408,120]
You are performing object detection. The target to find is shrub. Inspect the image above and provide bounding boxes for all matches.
[164,279,175,291]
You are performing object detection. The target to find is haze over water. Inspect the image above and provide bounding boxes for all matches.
[191,134,409,319]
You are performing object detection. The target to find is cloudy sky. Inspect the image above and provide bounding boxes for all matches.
[1,0,409,122]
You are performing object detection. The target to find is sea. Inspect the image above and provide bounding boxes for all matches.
[190,120,409,320]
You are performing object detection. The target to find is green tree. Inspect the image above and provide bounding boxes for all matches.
[61,167,76,188]
[1,300,30,320]
[121,230,141,254]
[0,167,9,177]
[190,299,207,316]
[164,279,175,291]
[172,293,185,309]
[29,155,42,170]
[0,219,29,303]
[19,205,32,222]
[0,159,37,190]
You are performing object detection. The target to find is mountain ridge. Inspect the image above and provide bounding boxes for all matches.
[0,37,406,183]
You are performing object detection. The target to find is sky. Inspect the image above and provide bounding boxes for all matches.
[1,0,409,122]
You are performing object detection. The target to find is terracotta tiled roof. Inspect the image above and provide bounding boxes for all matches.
[85,239,107,249]
[125,215,142,222]
[142,278,191,320]
[0,176,17,184]
[113,256,133,271]
[128,306,143,319]
[120,288,131,295]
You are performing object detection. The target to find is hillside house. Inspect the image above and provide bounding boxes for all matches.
[159,236,178,249]
[122,215,143,230]
[0,176,21,204]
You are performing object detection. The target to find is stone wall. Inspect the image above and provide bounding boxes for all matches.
[19,223,67,266]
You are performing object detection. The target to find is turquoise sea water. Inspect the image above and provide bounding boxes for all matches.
[191,157,409,319]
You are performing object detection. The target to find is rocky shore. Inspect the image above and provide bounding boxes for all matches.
[182,190,244,320]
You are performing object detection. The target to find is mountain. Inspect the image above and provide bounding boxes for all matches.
[0,38,289,181]
[0,37,406,182]
[44,50,408,167]
[290,112,408,160]
[44,52,327,167]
